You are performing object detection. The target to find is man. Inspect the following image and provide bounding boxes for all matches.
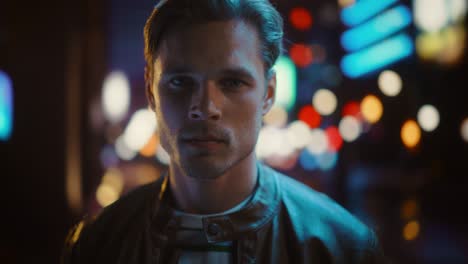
[64,0,386,263]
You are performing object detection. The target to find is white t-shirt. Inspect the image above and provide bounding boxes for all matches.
[173,194,253,264]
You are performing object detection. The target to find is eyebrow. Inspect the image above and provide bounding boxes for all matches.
[161,66,256,80]
[219,67,256,81]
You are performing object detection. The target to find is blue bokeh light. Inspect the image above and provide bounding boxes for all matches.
[341,5,412,52]
[299,149,319,171]
[0,70,13,141]
[341,33,414,78]
[341,0,398,27]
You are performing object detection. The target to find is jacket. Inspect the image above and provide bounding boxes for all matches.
[63,163,387,263]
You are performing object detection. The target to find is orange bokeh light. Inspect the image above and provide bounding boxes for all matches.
[140,134,159,157]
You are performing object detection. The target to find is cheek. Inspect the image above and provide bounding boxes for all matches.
[229,97,263,140]
[155,101,183,145]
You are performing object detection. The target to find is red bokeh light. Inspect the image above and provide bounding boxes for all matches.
[289,7,313,31]
[298,105,321,128]
[290,44,313,68]
[325,126,343,152]
[342,101,362,120]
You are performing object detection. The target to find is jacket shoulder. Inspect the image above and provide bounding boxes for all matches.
[275,171,381,257]
[62,178,163,263]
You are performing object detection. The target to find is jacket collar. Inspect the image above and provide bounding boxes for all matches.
[151,162,281,243]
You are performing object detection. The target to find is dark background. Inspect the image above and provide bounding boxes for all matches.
[1,0,467,263]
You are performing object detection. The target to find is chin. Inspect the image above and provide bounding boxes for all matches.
[181,159,228,180]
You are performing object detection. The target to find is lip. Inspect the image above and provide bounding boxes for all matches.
[182,138,225,151]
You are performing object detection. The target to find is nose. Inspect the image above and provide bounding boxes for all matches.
[188,81,222,121]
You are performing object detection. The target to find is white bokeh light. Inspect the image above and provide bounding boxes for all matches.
[417,105,440,132]
[313,89,337,116]
[263,105,288,127]
[102,71,131,123]
[256,126,294,158]
[285,120,312,149]
[306,129,328,155]
[123,109,157,151]
[115,135,137,160]
[156,145,171,165]
[461,118,468,142]
[339,116,362,142]
[448,0,467,22]
[378,70,403,97]
[414,0,449,32]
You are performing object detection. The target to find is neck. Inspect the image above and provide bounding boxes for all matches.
[168,153,258,215]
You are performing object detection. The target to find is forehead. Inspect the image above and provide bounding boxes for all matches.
[155,19,264,77]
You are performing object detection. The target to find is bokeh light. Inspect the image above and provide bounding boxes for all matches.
[306,129,329,155]
[102,71,130,123]
[361,95,383,124]
[341,33,414,78]
[448,0,467,21]
[416,32,444,60]
[100,145,119,168]
[417,105,440,132]
[403,220,420,241]
[317,151,339,171]
[156,144,171,165]
[401,199,420,220]
[286,120,312,149]
[289,7,313,31]
[378,70,402,97]
[298,105,321,128]
[290,44,314,68]
[299,149,318,171]
[0,70,13,141]
[325,126,343,152]
[338,0,355,8]
[102,168,124,194]
[439,25,467,65]
[140,133,159,157]
[256,126,294,158]
[342,101,362,119]
[341,5,412,52]
[273,56,297,111]
[401,120,422,149]
[416,25,467,64]
[339,116,362,142]
[461,117,468,142]
[414,0,449,32]
[115,135,137,160]
[313,89,338,116]
[123,109,157,151]
[263,105,288,128]
[96,183,119,208]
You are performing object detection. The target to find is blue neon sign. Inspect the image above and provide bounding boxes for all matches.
[341,33,414,78]
[0,70,13,141]
[341,0,398,27]
[341,5,412,52]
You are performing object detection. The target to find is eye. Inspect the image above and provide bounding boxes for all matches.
[220,78,246,90]
[168,76,195,90]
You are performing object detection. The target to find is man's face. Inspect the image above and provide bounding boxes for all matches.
[147,19,275,179]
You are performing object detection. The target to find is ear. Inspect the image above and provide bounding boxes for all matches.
[262,71,276,115]
[145,66,156,111]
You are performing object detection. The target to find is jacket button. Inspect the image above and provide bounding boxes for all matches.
[207,223,222,236]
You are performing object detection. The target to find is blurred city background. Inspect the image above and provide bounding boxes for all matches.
[1,0,468,263]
